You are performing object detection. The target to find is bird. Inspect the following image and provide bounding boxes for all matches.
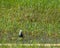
[19,30,24,38]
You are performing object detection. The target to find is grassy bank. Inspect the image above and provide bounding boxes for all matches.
[0,0,60,43]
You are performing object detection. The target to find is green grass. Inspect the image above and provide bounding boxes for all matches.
[0,0,60,43]
[0,45,60,48]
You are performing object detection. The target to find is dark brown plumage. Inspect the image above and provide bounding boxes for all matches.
[19,32,24,37]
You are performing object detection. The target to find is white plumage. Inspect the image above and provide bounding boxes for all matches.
[19,30,22,35]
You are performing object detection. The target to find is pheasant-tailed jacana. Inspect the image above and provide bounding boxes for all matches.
[19,30,24,38]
